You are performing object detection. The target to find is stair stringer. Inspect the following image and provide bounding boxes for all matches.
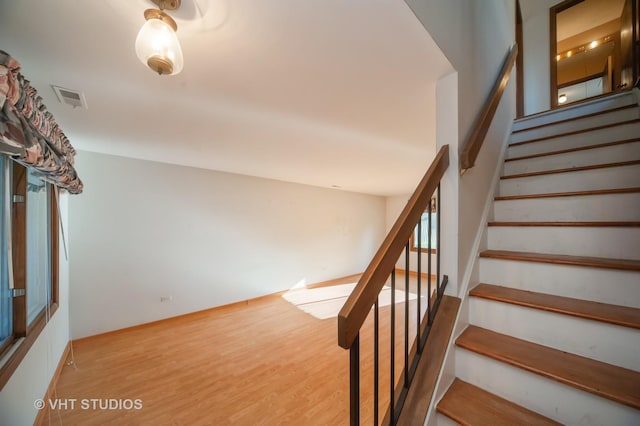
[423,115,512,426]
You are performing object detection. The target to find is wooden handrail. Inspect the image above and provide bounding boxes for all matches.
[460,44,518,175]
[338,145,449,349]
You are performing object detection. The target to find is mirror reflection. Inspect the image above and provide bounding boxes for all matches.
[555,0,626,105]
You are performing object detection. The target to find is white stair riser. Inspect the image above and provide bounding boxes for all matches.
[469,297,640,371]
[503,141,640,175]
[513,92,638,131]
[511,107,640,144]
[493,193,640,222]
[507,121,640,158]
[455,348,640,426]
[451,94,640,425]
[498,165,640,196]
[479,258,640,308]
[433,413,459,426]
[487,226,640,260]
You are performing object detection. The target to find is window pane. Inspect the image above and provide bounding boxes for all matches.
[26,170,51,325]
[413,212,438,250]
[0,157,12,345]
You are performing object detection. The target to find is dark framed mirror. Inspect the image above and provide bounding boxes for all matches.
[549,0,635,107]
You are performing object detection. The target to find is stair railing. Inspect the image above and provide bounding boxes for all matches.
[338,144,449,425]
[460,44,518,175]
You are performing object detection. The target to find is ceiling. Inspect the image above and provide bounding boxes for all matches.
[0,0,453,196]
[556,0,625,41]
[557,41,614,85]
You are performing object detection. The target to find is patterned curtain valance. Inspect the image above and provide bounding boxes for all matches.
[0,50,83,194]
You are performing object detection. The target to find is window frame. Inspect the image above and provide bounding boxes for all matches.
[0,161,59,390]
[409,196,437,254]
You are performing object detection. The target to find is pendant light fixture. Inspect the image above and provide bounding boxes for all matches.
[135,0,184,76]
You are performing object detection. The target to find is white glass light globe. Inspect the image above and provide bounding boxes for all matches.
[135,18,184,75]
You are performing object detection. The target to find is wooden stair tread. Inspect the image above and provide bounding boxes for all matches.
[505,138,640,162]
[509,118,640,146]
[514,90,635,122]
[437,378,561,426]
[511,105,638,134]
[396,295,461,426]
[470,283,640,329]
[480,250,640,271]
[488,221,640,227]
[501,160,640,180]
[495,187,640,201]
[456,326,640,409]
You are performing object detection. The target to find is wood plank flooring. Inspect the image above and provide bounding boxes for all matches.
[41,273,442,425]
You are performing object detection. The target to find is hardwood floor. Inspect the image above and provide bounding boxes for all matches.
[42,272,438,425]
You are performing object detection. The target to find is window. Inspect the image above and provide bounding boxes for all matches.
[0,156,58,389]
[0,159,12,351]
[409,197,437,253]
[26,170,52,325]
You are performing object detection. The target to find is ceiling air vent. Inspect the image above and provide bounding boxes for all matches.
[52,85,88,109]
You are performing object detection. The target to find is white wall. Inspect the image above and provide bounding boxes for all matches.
[435,72,460,293]
[405,0,517,294]
[0,194,70,426]
[69,151,386,339]
[385,195,408,233]
[521,0,560,115]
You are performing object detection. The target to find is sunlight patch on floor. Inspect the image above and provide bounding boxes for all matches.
[282,283,418,320]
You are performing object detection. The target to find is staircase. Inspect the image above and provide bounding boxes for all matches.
[436,90,640,425]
